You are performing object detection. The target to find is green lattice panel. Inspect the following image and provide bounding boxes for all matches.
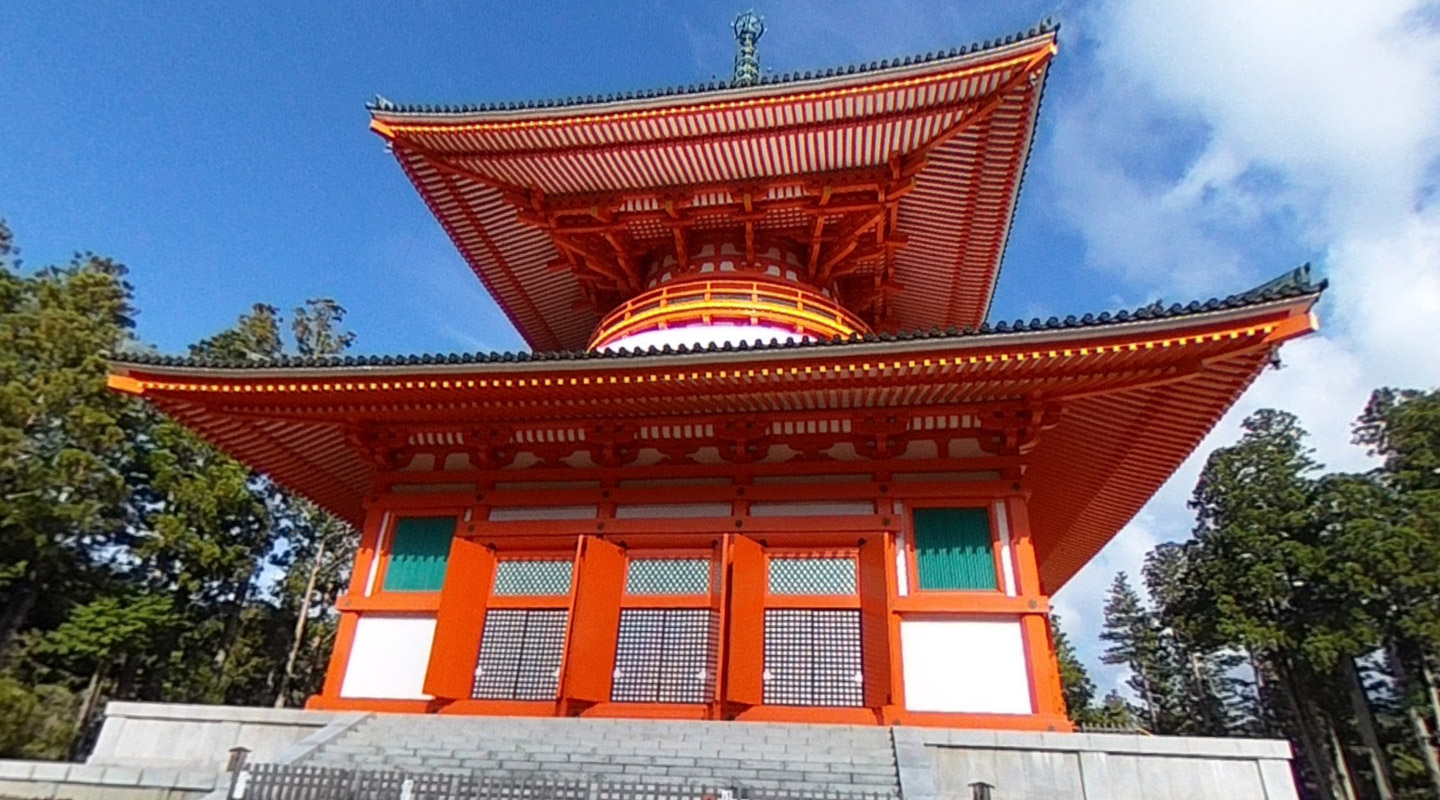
[625,558,712,595]
[381,517,454,592]
[492,559,574,596]
[768,557,857,595]
[913,507,997,591]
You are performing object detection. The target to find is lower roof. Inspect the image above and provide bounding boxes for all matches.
[109,272,1323,592]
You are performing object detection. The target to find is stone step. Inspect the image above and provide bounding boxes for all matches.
[306,715,899,796]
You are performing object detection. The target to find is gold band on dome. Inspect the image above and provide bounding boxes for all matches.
[588,278,871,351]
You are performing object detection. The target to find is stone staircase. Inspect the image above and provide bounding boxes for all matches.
[304,714,901,796]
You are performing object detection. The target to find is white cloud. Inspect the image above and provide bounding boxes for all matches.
[1052,0,1440,690]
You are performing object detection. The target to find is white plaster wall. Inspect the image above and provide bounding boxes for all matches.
[488,505,597,521]
[900,618,1032,714]
[599,322,803,352]
[748,500,875,517]
[614,503,732,519]
[339,614,436,700]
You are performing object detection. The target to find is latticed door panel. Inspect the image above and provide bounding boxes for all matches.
[472,608,568,700]
[610,556,717,704]
[611,608,717,703]
[762,608,864,707]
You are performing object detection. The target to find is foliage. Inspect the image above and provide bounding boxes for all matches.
[0,676,77,759]
[0,221,355,759]
[1055,614,1137,729]
[0,219,138,657]
[1080,403,1440,800]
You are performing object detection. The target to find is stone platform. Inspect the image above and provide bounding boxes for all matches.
[0,703,1301,800]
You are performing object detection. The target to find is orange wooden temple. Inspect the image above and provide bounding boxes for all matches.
[108,22,1322,730]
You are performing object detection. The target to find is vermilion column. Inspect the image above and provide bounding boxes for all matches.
[1005,496,1069,727]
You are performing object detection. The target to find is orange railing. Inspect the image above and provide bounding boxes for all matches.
[588,278,870,351]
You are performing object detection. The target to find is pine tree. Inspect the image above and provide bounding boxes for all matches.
[270,299,356,706]
[0,221,138,658]
[1348,389,1440,795]
[1178,409,1359,800]
[1053,615,1097,722]
[1054,614,1141,729]
[1099,572,1173,731]
[1143,543,1252,736]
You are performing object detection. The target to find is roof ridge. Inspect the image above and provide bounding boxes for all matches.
[111,266,1321,371]
[367,19,1059,117]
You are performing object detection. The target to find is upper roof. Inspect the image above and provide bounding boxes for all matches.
[369,25,1059,351]
[109,268,1324,592]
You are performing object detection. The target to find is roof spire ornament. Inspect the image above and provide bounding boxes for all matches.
[731,10,765,87]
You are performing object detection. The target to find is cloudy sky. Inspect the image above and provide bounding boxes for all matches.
[4,1,1438,691]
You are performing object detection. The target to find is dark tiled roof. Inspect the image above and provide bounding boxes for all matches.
[366,20,1059,116]
[113,267,1324,371]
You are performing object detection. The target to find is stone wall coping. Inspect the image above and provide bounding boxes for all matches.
[0,760,221,791]
[102,701,344,726]
[892,728,1293,760]
[272,712,371,764]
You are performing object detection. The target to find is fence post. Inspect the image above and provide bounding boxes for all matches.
[228,769,251,800]
[226,747,251,773]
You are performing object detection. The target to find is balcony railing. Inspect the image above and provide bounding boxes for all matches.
[589,278,869,351]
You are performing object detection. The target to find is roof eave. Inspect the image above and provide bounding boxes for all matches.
[108,290,1319,383]
[368,29,1059,126]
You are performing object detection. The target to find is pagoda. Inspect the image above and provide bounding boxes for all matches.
[108,18,1322,731]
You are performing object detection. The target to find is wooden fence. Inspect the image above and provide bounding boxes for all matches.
[227,764,891,800]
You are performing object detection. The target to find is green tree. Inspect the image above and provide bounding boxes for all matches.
[1174,409,1360,800]
[0,221,365,752]
[1348,389,1440,795]
[1099,572,1181,732]
[1054,615,1137,729]
[270,298,356,706]
[0,220,138,657]
[0,675,77,759]
[1142,543,1253,737]
[29,593,173,738]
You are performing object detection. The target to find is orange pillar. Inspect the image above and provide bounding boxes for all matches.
[1006,496,1070,728]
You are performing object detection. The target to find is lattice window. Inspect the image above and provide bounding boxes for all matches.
[471,608,568,700]
[768,556,857,595]
[492,559,574,596]
[913,507,997,591]
[625,558,712,595]
[381,517,454,592]
[762,609,864,706]
[611,609,717,703]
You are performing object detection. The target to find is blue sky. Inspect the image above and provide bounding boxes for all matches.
[5,0,1439,692]
[2,1,1237,355]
